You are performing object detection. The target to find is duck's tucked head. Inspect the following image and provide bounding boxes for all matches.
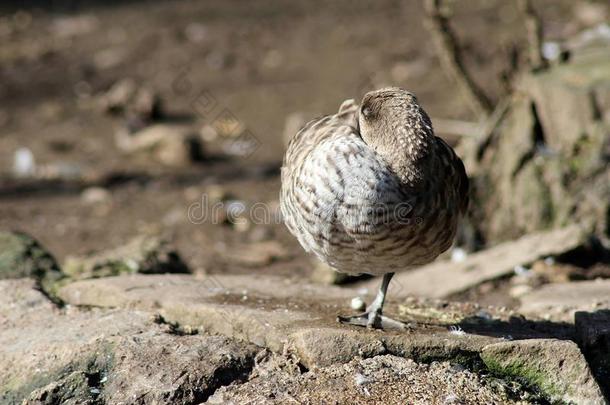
[358,88,434,172]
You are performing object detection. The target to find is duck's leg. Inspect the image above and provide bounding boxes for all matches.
[337,272,407,330]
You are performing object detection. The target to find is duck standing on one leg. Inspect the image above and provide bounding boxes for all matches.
[280,87,469,329]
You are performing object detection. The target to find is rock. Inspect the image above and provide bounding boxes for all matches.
[23,371,99,405]
[99,78,137,113]
[12,147,36,178]
[0,231,62,294]
[80,187,111,205]
[291,328,386,368]
[463,44,610,243]
[519,279,610,321]
[209,355,536,404]
[575,310,610,397]
[351,296,366,311]
[100,333,257,404]
[184,22,208,44]
[63,234,189,280]
[115,124,204,166]
[576,310,610,354]
[50,15,98,38]
[99,78,162,122]
[359,224,588,299]
[509,284,532,299]
[199,124,218,142]
[480,339,605,404]
[57,274,500,369]
[0,278,259,404]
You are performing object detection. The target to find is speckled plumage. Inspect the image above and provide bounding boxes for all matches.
[280,88,468,277]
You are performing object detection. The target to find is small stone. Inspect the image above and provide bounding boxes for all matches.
[508,284,532,298]
[115,124,204,166]
[81,187,111,205]
[50,15,98,38]
[100,78,137,114]
[12,147,36,178]
[184,22,208,44]
[100,79,162,122]
[350,297,366,311]
[450,247,467,263]
[200,124,219,142]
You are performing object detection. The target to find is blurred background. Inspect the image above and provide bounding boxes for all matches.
[1,0,610,306]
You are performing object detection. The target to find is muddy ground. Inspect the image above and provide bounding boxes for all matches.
[0,0,607,304]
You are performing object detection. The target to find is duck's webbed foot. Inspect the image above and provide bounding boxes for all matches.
[337,311,408,330]
[337,272,410,330]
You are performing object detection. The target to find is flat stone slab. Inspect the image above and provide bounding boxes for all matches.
[520,279,610,321]
[0,279,259,404]
[57,274,500,369]
[359,224,587,299]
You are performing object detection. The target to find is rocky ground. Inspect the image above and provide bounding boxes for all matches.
[2,224,610,404]
[2,0,610,404]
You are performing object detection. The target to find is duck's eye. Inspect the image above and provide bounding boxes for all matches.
[361,106,373,119]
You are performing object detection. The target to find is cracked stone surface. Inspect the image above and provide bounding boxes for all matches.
[0,278,259,404]
[57,274,501,368]
[2,274,607,404]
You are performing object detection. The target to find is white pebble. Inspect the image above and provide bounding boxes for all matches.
[513,265,530,276]
[350,297,366,311]
[451,247,467,263]
[13,147,36,177]
[542,41,561,60]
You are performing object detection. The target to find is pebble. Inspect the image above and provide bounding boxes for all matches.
[450,247,467,263]
[184,23,208,44]
[81,187,111,205]
[350,297,366,311]
[13,147,36,177]
[509,284,533,298]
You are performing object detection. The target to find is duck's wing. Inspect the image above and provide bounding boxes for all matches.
[434,136,469,215]
[280,99,414,261]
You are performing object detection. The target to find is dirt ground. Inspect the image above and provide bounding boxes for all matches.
[0,0,604,304]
